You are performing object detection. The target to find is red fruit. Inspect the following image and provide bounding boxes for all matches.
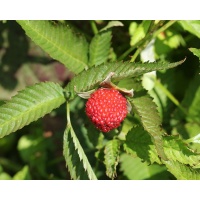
[85,88,128,132]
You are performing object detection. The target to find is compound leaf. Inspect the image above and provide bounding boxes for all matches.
[0,82,65,138]
[17,20,88,74]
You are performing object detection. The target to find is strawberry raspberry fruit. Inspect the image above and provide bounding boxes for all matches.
[85,88,128,132]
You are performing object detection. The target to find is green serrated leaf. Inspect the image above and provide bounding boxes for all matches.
[179,20,200,39]
[130,88,167,160]
[100,21,123,32]
[89,30,112,67]
[104,139,121,179]
[164,160,200,180]
[0,82,65,139]
[164,135,200,168]
[17,20,88,74]
[63,102,97,180]
[65,59,185,101]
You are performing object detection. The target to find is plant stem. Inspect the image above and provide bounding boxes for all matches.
[153,20,177,38]
[155,80,188,116]
[118,20,177,61]
[66,101,71,124]
[90,20,98,35]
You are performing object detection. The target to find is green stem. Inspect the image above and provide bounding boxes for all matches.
[66,101,71,125]
[130,47,142,62]
[90,20,98,35]
[153,20,177,38]
[155,80,188,116]
[118,20,177,61]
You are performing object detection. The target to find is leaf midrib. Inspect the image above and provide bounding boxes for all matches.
[20,21,88,70]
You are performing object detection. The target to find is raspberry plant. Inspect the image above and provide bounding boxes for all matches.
[1,20,200,180]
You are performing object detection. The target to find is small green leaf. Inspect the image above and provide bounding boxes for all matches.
[189,48,200,59]
[130,20,152,46]
[179,20,200,39]
[13,165,31,180]
[104,139,121,179]
[65,59,185,101]
[89,30,112,67]
[100,21,123,32]
[63,102,97,180]
[17,20,89,74]
[0,82,65,138]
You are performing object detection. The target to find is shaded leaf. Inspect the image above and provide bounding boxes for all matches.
[0,82,65,138]
[17,20,89,74]
[123,126,162,164]
[174,73,200,123]
[104,139,121,179]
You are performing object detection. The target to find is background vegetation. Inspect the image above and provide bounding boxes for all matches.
[0,20,200,180]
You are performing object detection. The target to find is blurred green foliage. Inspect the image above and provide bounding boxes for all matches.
[0,20,200,180]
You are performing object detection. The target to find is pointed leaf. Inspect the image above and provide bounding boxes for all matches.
[65,59,185,100]
[100,21,123,32]
[13,165,31,180]
[189,48,200,59]
[63,109,97,180]
[17,20,89,74]
[89,30,112,67]
[0,82,65,138]
[130,89,167,160]
[104,139,121,179]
